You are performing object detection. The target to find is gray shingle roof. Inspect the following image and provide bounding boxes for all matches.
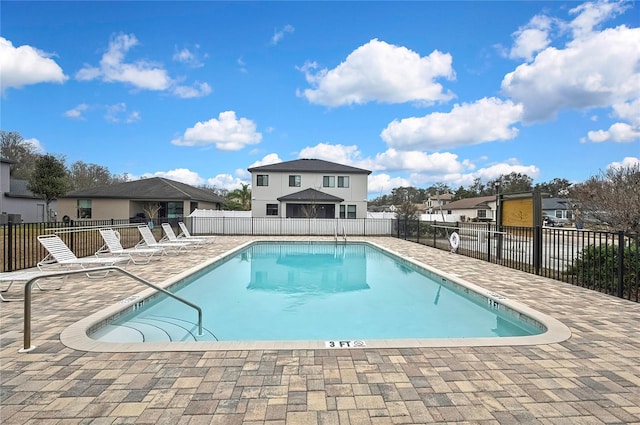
[5,179,39,199]
[248,158,371,174]
[443,195,497,210]
[277,188,344,202]
[63,177,225,203]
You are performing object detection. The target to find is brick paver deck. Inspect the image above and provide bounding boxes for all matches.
[2,236,639,424]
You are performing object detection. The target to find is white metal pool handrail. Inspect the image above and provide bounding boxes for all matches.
[19,266,203,353]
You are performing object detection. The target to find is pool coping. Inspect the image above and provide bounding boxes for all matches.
[60,239,572,352]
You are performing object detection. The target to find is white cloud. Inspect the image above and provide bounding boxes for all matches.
[584,99,640,143]
[298,143,363,165]
[76,33,172,90]
[611,99,640,126]
[172,82,212,98]
[367,149,467,174]
[509,14,553,61]
[204,173,248,191]
[300,39,455,107]
[380,97,523,150]
[587,122,640,143]
[105,103,141,124]
[502,24,640,122]
[142,168,204,186]
[24,138,45,154]
[76,33,212,98]
[271,24,294,45]
[569,0,631,39]
[0,37,67,92]
[607,156,640,170]
[64,103,90,120]
[367,173,411,196]
[171,111,262,151]
[248,153,283,169]
[172,45,205,68]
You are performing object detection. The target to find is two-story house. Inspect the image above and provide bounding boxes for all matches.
[0,157,51,223]
[248,159,371,219]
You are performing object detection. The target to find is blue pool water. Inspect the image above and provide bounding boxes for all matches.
[91,242,543,342]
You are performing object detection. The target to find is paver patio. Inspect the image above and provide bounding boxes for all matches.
[1,236,640,424]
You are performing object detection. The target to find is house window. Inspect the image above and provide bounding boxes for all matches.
[77,199,92,219]
[167,202,184,219]
[266,204,278,216]
[477,209,487,219]
[323,176,335,187]
[340,205,357,219]
[256,175,269,186]
[347,205,356,219]
[289,175,301,187]
[337,176,349,188]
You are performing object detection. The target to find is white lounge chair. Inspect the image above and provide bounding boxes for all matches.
[97,228,165,264]
[178,222,216,244]
[136,225,190,254]
[161,223,205,247]
[37,234,129,277]
[0,270,64,302]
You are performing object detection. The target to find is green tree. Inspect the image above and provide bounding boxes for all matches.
[492,172,533,194]
[534,178,572,197]
[0,130,40,179]
[395,200,419,221]
[68,161,119,190]
[226,183,252,211]
[27,155,70,222]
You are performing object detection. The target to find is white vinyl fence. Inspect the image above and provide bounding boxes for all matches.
[185,216,394,236]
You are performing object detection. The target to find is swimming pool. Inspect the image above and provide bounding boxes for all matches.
[62,240,571,351]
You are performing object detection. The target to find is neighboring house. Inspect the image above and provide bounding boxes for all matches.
[248,158,371,219]
[57,177,224,222]
[425,193,453,213]
[442,195,497,222]
[0,157,51,223]
[542,197,574,221]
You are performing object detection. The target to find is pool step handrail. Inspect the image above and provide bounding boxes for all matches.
[19,266,203,353]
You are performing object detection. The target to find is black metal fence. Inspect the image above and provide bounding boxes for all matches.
[0,218,169,272]
[394,219,640,302]
[2,217,638,304]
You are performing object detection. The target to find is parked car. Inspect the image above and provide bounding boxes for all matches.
[543,216,568,227]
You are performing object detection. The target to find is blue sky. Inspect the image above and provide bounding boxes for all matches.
[1,0,639,198]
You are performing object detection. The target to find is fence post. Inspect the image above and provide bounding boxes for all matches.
[416,219,420,244]
[487,222,492,263]
[617,230,625,298]
[7,218,13,272]
[533,225,542,275]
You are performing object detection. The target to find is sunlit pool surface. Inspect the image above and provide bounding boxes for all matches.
[89,242,548,344]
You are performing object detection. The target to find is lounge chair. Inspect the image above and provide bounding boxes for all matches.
[97,228,165,264]
[0,270,64,302]
[37,234,130,277]
[161,223,205,247]
[178,222,216,244]
[136,225,190,254]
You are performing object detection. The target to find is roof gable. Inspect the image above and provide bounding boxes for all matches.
[63,177,225,203]
[277,188,344,202]
[443,195,497,210]
[248,158,371,174]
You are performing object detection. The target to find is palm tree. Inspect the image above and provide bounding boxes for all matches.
[226,183,252,210]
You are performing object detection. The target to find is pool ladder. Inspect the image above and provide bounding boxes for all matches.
[18,266,203,353]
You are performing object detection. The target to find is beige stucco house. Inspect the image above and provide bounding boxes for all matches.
[442,195,497,222]
[248,159,371,219]
[57,177,224,223]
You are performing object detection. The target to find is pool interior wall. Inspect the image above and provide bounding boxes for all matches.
[60,240,572,352]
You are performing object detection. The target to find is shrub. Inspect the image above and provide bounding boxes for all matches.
[568,242,638,297]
